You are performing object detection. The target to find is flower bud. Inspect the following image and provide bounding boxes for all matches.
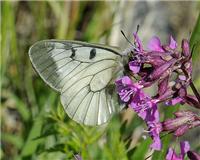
[181,39,190,57]
[185,95,200,109]
[147,55,166,67]
[174,110,194,117]
[178,87,187,98]
[158,77,169,95]
[148,58,176,81]
[174,124,189,136]
[190,120,200,128]
[162,116,190,131]
[166,141,190,160]
[187,151,200,160]
[157,88,174,102]
[162,111,197,137]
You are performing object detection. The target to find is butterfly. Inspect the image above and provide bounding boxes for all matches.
[29,40,129,126]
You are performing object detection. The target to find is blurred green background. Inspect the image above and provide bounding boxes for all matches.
[1,1,200,160]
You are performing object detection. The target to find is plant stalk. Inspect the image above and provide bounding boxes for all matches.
[190,82,200,105]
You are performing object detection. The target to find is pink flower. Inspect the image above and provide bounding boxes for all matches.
[133,32,143,52]
[115,76,141,102]
[162,111,199,137]
[169,36,178,49]
[147,121,162,150]
[181,39,190,57]
[148,35,177,52]
[129,61,141,74]
[115,76,162,150]
[166,141,190,160]
[115,31,198,154]
[148,36,165,52]
[130,93,159,122]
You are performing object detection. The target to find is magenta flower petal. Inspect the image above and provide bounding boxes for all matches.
[187,150,200,160]
[166,148,181,160]
[133,32,143,52]
[120,76,133,85]
[174,110,194,118]
[115,76,140,102]
[150,136,162,151]
[129,61,141,73]
[174,125,189,137]
[166,141,190,160]
[158,76,169,95]
[148,58,176,81]
[162,110,197,137]
[166,148,175,160]
[166,97,183,106]
[180,141,190,158]
[148,121,162,150]
[181,39,190,57]
[129,89,162,150]
[147,54,166,67]
[130,91,159,121]
[148,36,164,52]
[169,36,177,49]
[178,75,187,81]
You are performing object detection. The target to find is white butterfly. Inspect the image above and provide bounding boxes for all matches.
[29,40,127,126]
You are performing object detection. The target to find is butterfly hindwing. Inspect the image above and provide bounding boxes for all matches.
[29,40,125,125]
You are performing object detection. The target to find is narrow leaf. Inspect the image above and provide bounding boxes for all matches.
[190,13,200,61]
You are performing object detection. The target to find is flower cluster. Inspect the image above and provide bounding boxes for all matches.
[115,31,200,156]
[162,110,200,137]
[166,141,200,160]
[166,141,190,160]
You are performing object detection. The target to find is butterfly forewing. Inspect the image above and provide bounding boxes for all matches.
[29,40,125,125]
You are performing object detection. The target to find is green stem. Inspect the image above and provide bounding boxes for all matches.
[190,82,200,105]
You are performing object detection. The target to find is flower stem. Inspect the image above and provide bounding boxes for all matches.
[190,82,200,104]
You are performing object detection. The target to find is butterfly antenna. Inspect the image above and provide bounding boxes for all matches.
[121,30,134,47]
[136,24,140,34]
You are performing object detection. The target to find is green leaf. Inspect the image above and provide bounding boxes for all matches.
[190,13,200,61]
[1,1,20,88]
[45,144,66,153]
[127,147,136,159]
[2,133,24,149]
[20,93,57,157]
[83,2,113,42]
[29,1,48,39]
[20,116,44,157]
[163,104,180,119]
[120,120,128,136]
[32,131,59,140]
[12,94,31,122]
[129,138,151,160]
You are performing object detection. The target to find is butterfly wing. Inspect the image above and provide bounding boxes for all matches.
[29,40,125,125]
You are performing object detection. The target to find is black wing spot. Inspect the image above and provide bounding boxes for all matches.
[89,48,96,59]
[70,48,76,58]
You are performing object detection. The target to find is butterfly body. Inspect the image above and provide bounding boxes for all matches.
[29,40,126,125]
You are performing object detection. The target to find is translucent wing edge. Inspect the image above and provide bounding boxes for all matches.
[28,40,62,92]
